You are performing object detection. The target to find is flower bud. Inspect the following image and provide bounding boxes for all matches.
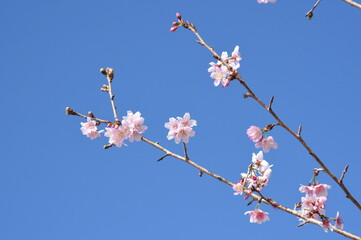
[172,22,179,26]
[176,12,182,20]
[170,26,178,32]
[100,68,107,75]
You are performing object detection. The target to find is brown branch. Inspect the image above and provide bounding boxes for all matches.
[342,0,361,8]
[65,107,111,124]
[141,136,360,240]
[339,165,349,183]
[182,19,361,210]
[101,68,119,121]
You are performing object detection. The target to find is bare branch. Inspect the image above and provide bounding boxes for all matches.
[305,0,322,19]
[297,125,302,136]
[342,0,361,9]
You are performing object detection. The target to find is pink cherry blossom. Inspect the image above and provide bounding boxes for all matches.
[122,111,148,142]
[257,0,276,3]
[334,211,344,230]
[232,182,244,195]
[247,126,263,143]
[244,209,270,224]
[104,125,127,147]
[165,113,197,144]
[255,136,278,153]
[208,46,241,87]
[299,183,331,198]
[322,218,334,232]
[80,117,102,139]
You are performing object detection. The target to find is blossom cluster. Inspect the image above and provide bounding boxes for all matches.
[233,151,272,197]
[208,46,241,87]
[80,111,147,148]
[247,125,278,153]
[299,183,343,232]
[165,113,197,144]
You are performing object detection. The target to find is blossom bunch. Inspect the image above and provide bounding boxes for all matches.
[164,113,197,144]
[80,111,147,148]
[208,46,241,87]
[244,208,270,224]
[80,117,103,139]
[104,111,148,147]
[233,151,272,197]
[299,183,343,232]
[247,125,278,153]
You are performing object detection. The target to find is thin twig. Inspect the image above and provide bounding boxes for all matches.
[305,0,322,19]
[157,154,171,162]
[65,107,110,124]
[339,165,349,183]
[297,125,302,136]
[103,68,119,121]
[183,20,361,211]
[183,142,189,160]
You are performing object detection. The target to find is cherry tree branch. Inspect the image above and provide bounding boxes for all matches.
[342,0,361,8]
[181,19,361,210]
[66,106,360,239]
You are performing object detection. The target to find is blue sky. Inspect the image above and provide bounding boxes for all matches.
[1,0,361,239]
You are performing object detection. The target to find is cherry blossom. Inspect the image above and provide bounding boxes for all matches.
[208,46,241,87]
[122,111,148,142]
[244,209,270,224]
[334,211,344,230]
[104,125,127,147]
[80,117,102,139]
[247,125,263,143]
[255,136,278,153]
[165,113,197,144]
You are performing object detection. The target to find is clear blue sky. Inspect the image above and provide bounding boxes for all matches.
[1,1,360,239]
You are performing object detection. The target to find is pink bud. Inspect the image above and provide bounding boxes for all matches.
[170,26,178,32]
[107,123,112,127]
[176,12,182,19]
[172,22,179,26]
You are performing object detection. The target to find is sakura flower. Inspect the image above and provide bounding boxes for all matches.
[80,117,102,139]
[247,126,263,143]
[252,151,271,172]
[233,182,244,195]
[255,136,278,153]
[299,183,331,198]
[104,125,127,147]
[322,218,334,232]
[122,111,148,142]
[165,113,197,144]
[208,46,241,87]
[334,211,344,230]
[244,209,270,224]
[257,0,276,3]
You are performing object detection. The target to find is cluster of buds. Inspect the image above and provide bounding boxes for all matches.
[247,125,278,153]
[170,13,183,32]
[233,151,272,198]
[100,67,114,81]
[208,46,241,87]
[299,182,344,232]
[164,113,197,144]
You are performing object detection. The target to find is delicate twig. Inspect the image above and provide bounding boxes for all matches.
[339,165,349,183]
[103,143,114,149]
[268,96,275,110]
[314,168,324,176]
[183,19,361,211]
[141,136,360,240]
[65,107,111,124]
[157,154,171,162]
[101,68,119,121]
[342,0,361,9]
[183,142,189,160]
[305,0,322,20]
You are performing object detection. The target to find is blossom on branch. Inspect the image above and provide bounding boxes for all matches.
[255,136,278,153]
[80,117,102,139]
[244,209,270,224]
[208,46,241,87]
[165,113,197,144]
[247,125,263,142]
[104,125,127,147]
[122,111,148,142]
[334,212,344,230]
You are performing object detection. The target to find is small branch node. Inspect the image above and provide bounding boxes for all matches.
[297,125,303,136]
[298,220,309,228]
[103,143,114,149]
[339,164,349,183]
[243,92,253,99]
[183,142,189,160]
[313,168,324,176]
[199,171,203,177]
[268,96,275,110]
